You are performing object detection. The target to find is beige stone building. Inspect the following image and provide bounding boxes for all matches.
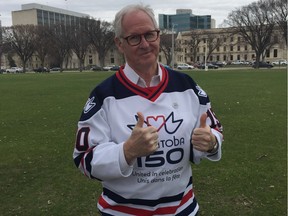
[4,3,121,70]
[1,3,286,70]
[171,28,287,65]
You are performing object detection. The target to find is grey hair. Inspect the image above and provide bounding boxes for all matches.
[113,4,158,38]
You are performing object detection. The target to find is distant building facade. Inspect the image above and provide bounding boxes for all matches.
[164,27,287,65]
[159,9,215,32]
[2,4,286,71]
[7,3,121,70]
[12,3,89,26]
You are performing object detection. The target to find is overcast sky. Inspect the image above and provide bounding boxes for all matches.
[0,0,256,27]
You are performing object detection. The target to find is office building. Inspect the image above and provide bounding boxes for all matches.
[12,3,89,26]
[159,9,215,32]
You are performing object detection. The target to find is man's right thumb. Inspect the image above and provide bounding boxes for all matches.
[199,112,208,128]
[136,112,144,128]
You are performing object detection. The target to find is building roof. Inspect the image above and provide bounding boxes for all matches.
[20,3,89,18]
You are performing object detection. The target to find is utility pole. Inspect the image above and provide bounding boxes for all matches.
[171,23,177,69]
[0,17,2,71]
[204,38,208,71]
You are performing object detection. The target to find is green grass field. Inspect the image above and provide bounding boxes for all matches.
[0,69,287,216]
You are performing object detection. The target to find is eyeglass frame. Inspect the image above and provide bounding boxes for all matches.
[121,29,160,46]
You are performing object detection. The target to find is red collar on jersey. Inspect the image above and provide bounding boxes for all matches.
[116,65,169,102]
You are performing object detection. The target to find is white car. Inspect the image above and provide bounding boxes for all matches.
[231,60,244,65]
[6,67,23,73]
[177,63,194,70]
[272,60,287,65]
[103,65,116,71]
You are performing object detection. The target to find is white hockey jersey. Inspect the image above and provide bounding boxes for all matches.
[73,65,223,216]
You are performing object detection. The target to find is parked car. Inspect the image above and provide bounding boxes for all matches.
[6,67,23,73]
[50,67,61,71]
[252,62,273,68]
[34,67,50,72]
[110,65,120,71]
[199,63,219,69]
[103,65,116,71]
[177,63,194,70]
[271,59,287,65]
[90,65,102,71]
[231,60,244,65]
[211,61,225,67]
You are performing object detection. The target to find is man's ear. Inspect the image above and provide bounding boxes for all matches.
[114,37,124,54]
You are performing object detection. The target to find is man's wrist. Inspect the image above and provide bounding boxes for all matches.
[207,138,218,154]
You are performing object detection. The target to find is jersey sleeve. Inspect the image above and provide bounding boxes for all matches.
[72,89,133,181]
[186,78,223,164]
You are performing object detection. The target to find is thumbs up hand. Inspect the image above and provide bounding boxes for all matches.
[124,112,159,165]
[191,113,217,153]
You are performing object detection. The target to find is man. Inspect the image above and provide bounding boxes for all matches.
[73,4,223,216]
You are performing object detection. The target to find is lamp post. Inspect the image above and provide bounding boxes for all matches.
[171,23,177,69]
[204,38,208,71]
[0,17,2,71]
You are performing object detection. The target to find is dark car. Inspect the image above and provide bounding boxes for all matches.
[34,67,50,72]
[252,62,273,68]
[110,65,120,71]
[212,61,225,67]
[199,63,219,69]
[90,65,102,71]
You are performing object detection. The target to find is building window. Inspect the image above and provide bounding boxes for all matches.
[244,54,247,60]
[230,37,233,42]
[230,46,233,51]
[237,46,240,51]
[237,55,240,60]
[216,55,220,61]
[273,49,277,57]
[230,55,233,61]
[266,49,270,58]
[223,55,227,61]
[89,55,93,64]
[245,45,248,51]
[224,46,226,52]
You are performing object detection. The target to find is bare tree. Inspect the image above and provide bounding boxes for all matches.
[185,30,203,63]
[49,24,72,71]
[34,25,53,69]
[268,0,287,44]
[3,25,37,72]
[160,32,173,65]
[205,31,226,62]
[70,18,91,72]
[227,0,276,67]
[85,19,115,67]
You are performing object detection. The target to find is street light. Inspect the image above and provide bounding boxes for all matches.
[204,38,208,71]
[171,23,177,69]
[0,16,2,71]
